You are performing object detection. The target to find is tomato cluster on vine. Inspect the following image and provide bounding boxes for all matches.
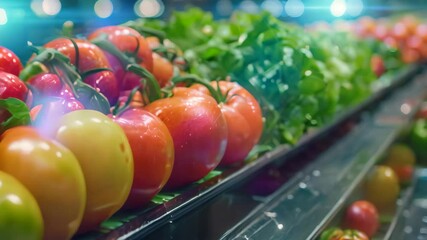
[0,24,263,239]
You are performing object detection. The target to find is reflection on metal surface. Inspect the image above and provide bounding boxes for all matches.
[223,68,427,240]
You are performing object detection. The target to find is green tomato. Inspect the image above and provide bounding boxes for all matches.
[320,227,343,240]
[52,110,134,233]
[409,119,427,164]
[0,126,86,240]
[0,171,43,240]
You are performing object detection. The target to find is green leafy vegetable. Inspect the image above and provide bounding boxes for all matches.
[0,98,31,134]
[128,8,403,148]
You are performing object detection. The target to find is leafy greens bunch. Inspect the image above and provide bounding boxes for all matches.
[125,8,402,148]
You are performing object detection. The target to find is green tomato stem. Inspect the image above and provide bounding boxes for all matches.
[171,74,225,103]
[126,64,162,103]
[91,35,134,67]
[19,62,46,81]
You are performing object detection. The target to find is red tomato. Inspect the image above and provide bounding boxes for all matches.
[152,53,174,87]
[0,71,29,101]
[0,71,31,123]
[343,200,379,237]
[391,165,414,184]
[0,47,23,76]
[374,24,389,41]
[27,73,85,129]
[145,87,227,189]
[383,143,416,184]
[370,55,386,78]
[28,73,63,98]
[44,38,119,105]
[402,47,420,63]
[111,108,174,209]
[406,35,423,52]
[392,22,409,41]
[191,81,263,165]
[88,26,154,91]
[416,102,427,119]
[416,24,427,41]
[0,126,86,240]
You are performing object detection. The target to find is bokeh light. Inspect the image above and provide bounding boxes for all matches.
[261,0,283,17]
[134,0,165,18]
[285,0,304,18]
[94,0,114,18]
[0,8,7,25]
[330,0,347,17]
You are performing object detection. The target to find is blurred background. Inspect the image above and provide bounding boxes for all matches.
[0,0,426,61]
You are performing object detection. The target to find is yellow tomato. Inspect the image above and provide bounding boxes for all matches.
[51,110,134,233]
[0,171,44,240]
[383,143,416,184]
[364,165,400,210]
[0,126,86,240]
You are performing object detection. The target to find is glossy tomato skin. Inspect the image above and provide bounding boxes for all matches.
[371,55,386,78]
[364,165,400,211]
[88,26,153,91]
[0,71,30,123]
[0,171,44,240]
[27,73,85,129]
[0,47,23,76]
[0,71,29,101]
[44,38,119,105]
[343,200,379,237]
[27,73,63,98]
[383,143,416,184]
[145,87,227,189]
[0,126,86,240]
[191,81,263,165]
[51,110,134,233]
[112,108,174,209]
[151,53,174,87]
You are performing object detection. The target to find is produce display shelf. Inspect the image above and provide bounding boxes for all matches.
[77,65,422,240]
[387,168,427,240]
[220,67,427,240]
